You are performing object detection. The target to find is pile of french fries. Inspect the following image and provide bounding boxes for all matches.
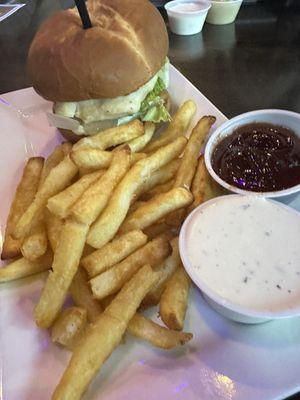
[0,100,223,400]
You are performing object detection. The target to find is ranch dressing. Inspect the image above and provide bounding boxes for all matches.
[185,195,300,312]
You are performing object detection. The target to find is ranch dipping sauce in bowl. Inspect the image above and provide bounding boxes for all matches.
[179,195,300,323]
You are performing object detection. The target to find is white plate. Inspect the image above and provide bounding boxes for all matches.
[1,65,300,400]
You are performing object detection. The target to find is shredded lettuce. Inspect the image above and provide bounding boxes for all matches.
[139,78,171,123]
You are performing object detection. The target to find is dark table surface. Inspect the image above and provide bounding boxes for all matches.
[0,1,300,399]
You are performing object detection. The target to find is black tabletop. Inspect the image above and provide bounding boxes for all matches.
[0,1,300,399]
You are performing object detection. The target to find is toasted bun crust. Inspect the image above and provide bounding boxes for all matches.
[27,0,168,102]
[59,90,171,142]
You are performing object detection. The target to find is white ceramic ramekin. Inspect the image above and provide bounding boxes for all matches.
[204,109,300,200]
[179,195,300,324]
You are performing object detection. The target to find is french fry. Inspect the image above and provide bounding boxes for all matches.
[47,170,104,219]
[119,187,193,234]
[51,307,88,351]
[73,120,144,151]
[159,266,191,331]
[52,264,158,400]
[87,137,187,249]
[128,313,192,349]
[100,294,115,310]
[71,148,114,170]
[70,270,190,351]
[143,221,176,239]
[165,208,187,229]
[0,250,53,283]
[39,142,72,186]
[21,222,48,261]
[143,100,196,153]
[139,179,174,201]
[115,122,155,153]
[128,200,146,215]
[142,238,180,307]
[71,148,144,171]
[44,209,64,252]
[70,268,103,323]
[13,155,78,240]
[30,145,72,259]
[34,219,88,328]
[188,155,224,212]
[78,166,98,177]
[90,234,171,300]
[134,159,180,201]
[82,244,94,258]
[165,116,216,228]
[82,230,148,278]
[1,157,44,260]
[70,149,131,225]
[173,116,216,189]
[96,294,192,350]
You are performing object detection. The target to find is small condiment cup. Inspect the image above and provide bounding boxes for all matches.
[165,0,211,36]
[179,195,300,324]
[204,109,300,200]
[206,0,243,25]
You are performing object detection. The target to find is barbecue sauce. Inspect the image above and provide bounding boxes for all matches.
[211,123,300,192]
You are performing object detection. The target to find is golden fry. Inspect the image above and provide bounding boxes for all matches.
[70,149,130,225]
[82,230,148,278]
[13,155,78,240]
[119,187,193,234]
[47,170,104,219]
[173,116,216,189]
[51,307,88,351]
[115,122,155,153]
[188,155,224,212]
[90,235,171,300]
[73,120,144,151]
[21,222,48,261]
[165,116,215,227]
[140,179,174,201]
[144,100,196,153]
[71,147,144,171]
[39,142,72,187]
[34,219,88,328]
[100,298,192,350]
[52,265,158,400]
[142,237,180,307]
[71,148,114,170]
[128,200,146,215]
[87,137,187,249]
[0,250,52,283]
[165,208,187,229]
[44,209,64,252]
[143,221,177,239]
[160,266,191,331]
[135,159,180,201]
[70,268,103,323]
[128,313,192,349]
[1,157,44,260]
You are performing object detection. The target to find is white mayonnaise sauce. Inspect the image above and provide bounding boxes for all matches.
[171,2,205,12]
[185,196,300,312]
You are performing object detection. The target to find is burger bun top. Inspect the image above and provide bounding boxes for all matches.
[27,0,169,102]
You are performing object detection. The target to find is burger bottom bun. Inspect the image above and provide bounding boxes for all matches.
[58,90,171,143]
